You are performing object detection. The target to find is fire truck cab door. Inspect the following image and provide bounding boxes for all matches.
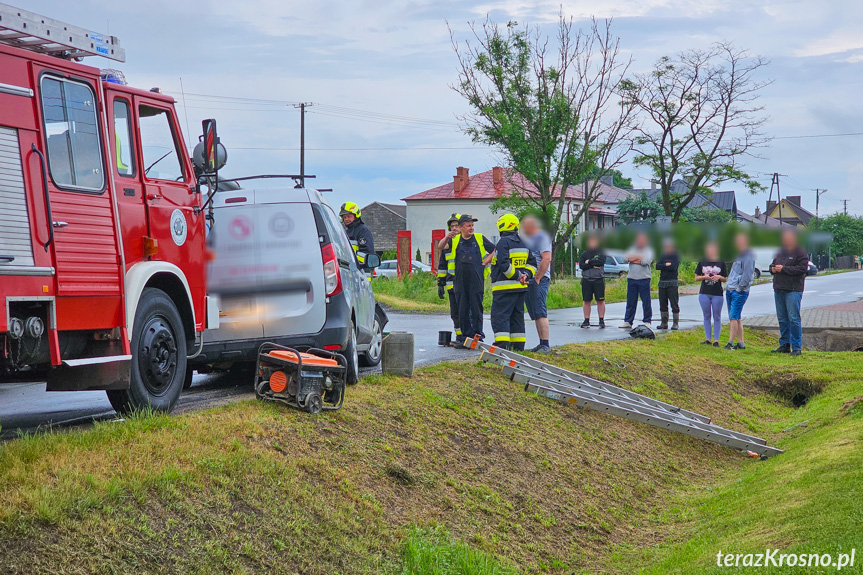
[134,99,204,317]
[105,91,145,267]
[34,70,124,312]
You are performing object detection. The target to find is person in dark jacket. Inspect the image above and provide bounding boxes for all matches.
[770,229,809,356]
[450,214,496,343]
[437,213,462,339]
[579,233,606,329]
[655,239,680,330]
[490,214,536,350]
[340,202,375,273]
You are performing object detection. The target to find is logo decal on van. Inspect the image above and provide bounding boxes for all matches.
[170,209,187,246]
[269,213,294,238]
[229,215,253,240]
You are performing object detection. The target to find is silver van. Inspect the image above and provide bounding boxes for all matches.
[193,187,386,384]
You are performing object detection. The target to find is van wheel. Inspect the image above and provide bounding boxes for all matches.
[345,321,359,385]
[359,314,383,367]
[107,288,187,414]
[754,269,761,279]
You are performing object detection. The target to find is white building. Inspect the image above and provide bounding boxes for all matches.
[403,166,631,264]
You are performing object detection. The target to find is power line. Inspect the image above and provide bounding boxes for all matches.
[226,146,486,151]
[773,132,863,140]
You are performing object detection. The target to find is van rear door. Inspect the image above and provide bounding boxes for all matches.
[207,188,326,342]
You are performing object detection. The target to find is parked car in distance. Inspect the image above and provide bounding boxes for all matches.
[197,186,387,385]
[751,248,818,278]
[808,261,818,276]
[373,260,432,279]
[602,251,630,278]
[573,250,629,279]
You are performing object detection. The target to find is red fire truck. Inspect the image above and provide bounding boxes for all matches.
[0,5,219,412]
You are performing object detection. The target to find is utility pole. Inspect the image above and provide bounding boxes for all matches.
[844,199,849,215]
[814,188,828,219]
[294,102,313,187]
[764,172,787,223]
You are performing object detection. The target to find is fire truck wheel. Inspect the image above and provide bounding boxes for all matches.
[345,321,359,386]
[107,288,187,414]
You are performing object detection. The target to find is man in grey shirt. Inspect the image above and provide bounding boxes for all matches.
[521,216,552,353]
[621,232,655,328]
[724,232,756,350]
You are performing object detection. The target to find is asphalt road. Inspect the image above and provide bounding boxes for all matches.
[2,270,859,438]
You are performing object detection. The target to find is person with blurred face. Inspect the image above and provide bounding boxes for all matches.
[521,215,553,352]
[655,238,680,330]
[579,233,606,329]
[437,214,463,340]
[770,229,809,356]
[621,232,654,329]
[695,241,728,346]
[724,232,756,350]
[489,214,536,351]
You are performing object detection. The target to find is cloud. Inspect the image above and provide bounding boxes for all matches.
[796,27,863,57]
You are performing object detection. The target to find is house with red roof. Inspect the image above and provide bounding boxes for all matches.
[402,166,631,263]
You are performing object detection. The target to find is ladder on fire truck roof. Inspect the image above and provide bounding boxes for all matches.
[464,337,784,459]
[0,3,124,62]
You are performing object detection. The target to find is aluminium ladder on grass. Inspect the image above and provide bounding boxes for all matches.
[0,3,125,62]
[464,338,783,459]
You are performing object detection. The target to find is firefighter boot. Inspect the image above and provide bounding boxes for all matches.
[657,312,669,330]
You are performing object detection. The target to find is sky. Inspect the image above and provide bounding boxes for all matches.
[25,0,863,217]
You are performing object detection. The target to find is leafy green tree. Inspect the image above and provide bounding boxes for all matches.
[451,16,637,253]
[615,192,662,224]
[585,167,633,189]
[809,214,863,257]
[680,206,733,223]
[620,43,770,221]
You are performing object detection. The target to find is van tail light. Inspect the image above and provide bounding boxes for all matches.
[321,243,343,297]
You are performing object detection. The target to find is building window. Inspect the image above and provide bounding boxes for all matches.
[40,76,105,192]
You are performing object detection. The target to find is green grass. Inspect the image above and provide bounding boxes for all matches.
[0,330,860,574]
[402,526,517,575]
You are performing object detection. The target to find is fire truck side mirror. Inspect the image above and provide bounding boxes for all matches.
[193,119,227,175]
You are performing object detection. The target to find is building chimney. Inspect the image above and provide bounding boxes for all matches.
[600,174,615,187]
[786,195,801,207]
[492,166,503,185]
[651,180,657,192]
[754,206,761,218]
[453,166,470,194]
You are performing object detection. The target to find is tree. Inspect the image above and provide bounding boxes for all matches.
[680,206,733,223]
[615,192,662,224]
[622,43,770,221]
[451,16,637,253]
[585,167,633,188]
[809,214,863,257]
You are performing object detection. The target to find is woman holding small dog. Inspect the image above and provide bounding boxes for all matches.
[695,242,727,347]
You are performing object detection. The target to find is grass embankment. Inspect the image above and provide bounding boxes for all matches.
[373,263,697,313]
[0,330,861,574]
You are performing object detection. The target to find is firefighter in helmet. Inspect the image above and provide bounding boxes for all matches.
[340,202,375,273]
[490,213,536,351]
[449,214,496,343]
[437,213,462,339]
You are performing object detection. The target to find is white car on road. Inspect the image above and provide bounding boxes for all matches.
[373,260,432,279]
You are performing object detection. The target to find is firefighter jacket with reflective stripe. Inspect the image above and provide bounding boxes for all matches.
[490,231,537,292]
[447,233,493,281]
[438,241,454,290]
[345,218,375,271]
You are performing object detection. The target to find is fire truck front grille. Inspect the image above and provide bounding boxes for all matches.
[0,126,35,267]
